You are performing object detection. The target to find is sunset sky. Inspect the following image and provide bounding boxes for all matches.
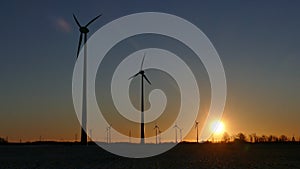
[0,0,299,142]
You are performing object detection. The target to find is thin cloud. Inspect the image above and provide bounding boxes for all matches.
[54,17,71,33]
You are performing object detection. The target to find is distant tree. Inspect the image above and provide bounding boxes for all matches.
[235,133,247,142]
[251,133,258,143]
[279,135,288,142]
[271,135,279,142]
[0,137,8,144]
[292,136,295,142]
[222,132,230,143]
[275,136,279,142]
[267,135,278,142]
[261,135,267,142]
[249,134,253,143]
[267,135,273,142]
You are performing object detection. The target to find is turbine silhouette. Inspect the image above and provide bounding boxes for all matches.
[174,123,182,143]
[129,53,151,144]
[154,123,160,144]
[73,14,102,57]
[73,13,102,145]
[195,121,199,143]
[106,125,112,143]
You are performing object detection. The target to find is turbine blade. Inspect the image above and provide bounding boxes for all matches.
[73,14,81,27]
[143,74,151,85]
[140,52,146,71]
[76,33,83,58]
[128,72,140,80]
[85,14,102,27]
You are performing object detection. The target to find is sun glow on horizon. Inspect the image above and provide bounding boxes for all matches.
[211,121,225,135]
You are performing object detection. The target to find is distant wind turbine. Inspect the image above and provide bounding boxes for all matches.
[129,53,152,144]
[195,121,199,143]
[73,13,102,145]
[106,125,111,143]
[174,123,182,143]
[154,123,160,144]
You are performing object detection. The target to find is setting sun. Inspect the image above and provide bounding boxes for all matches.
[211,121,225,135]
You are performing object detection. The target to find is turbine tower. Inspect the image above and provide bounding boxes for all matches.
[129,53,151,144]
[174,123,182,143]
[159,130,162,143]
[73,13,102,145]
[106,125,111,143]
[195,121,199,143]
[154,123,160,144]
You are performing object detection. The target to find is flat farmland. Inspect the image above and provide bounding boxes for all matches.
[0,143,299,169]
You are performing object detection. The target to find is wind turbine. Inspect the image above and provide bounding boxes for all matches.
[154,123,160,144]
[195,121,199,143]
[106,125,111,143]
[129,53,151,144]
[73,13,102,145]
[174,123,182,143]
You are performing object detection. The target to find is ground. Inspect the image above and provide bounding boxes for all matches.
[0,143,299,169]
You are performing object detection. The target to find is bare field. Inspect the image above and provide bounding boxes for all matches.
[0,143,299,169]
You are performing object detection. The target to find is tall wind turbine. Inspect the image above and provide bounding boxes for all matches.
[129,53,152,144]
[195,121,199,143]
[73,14,102,145]
[154,123,160,144]
[174,123,182,143]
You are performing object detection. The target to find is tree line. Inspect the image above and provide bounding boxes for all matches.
[220,132,298,143]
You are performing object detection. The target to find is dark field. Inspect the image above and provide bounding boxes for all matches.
[0,143,299,169]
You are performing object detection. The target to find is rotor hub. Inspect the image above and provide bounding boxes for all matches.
[80,27,89,33]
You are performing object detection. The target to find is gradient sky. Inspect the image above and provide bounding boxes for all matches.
[0,0,299,142]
